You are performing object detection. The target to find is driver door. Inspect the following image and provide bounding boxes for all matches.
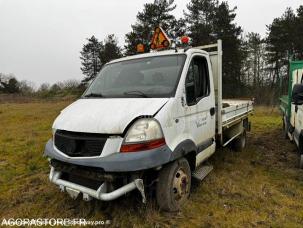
[183,54,216,157]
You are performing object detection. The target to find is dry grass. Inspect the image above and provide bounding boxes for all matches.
[0,103,303,227]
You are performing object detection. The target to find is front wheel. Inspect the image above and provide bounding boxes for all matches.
[156,158,191,212]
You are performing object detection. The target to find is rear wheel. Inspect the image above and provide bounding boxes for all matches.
[156,158,191,212]
[233,130,246,152]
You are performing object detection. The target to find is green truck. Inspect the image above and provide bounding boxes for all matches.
[280,61,303,168]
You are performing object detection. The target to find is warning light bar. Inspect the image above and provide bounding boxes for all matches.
[135,27,191,53]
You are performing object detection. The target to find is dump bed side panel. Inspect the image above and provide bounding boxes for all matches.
[280,95,288,115]
[221,100,253,128]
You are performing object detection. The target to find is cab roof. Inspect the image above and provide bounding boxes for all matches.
[107,48,209,65]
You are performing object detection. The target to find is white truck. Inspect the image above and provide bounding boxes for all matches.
[44,39,253,211]
[280,61,303,167]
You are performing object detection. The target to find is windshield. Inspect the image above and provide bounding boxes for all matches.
[83,54,186,98]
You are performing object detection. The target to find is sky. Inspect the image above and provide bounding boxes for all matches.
[0,0,302,86]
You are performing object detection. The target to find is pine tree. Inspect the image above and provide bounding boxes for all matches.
[266,7,297,91]
[124,0,178,55]
[185,0,244,97]
[184,0,218,46]
[295,6,303,59]
[171,18,187,38]
[80,35,122,84]
[80,36,103,84]
[267,8,296,63]
[0,76,20,93]
[99,34,122,64]
[213,2,243,97]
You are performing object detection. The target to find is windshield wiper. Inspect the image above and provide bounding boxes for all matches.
[84,93,104,98]
[124,91,150,98]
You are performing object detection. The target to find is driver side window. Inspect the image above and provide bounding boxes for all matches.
[185,56,210,106]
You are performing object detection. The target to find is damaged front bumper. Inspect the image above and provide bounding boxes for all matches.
[49,167,146,203]
[44,139,172,172]
[44,137,171,202]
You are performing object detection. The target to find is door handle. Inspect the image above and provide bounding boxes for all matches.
[210,107,215,116]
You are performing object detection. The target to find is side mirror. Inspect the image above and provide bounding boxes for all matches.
[292,84,303,105]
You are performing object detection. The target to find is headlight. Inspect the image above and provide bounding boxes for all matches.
[120,119,166,152]
[124,119,163,143]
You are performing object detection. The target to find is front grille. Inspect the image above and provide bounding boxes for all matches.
[54,130,107,157]
[50,159,117,182]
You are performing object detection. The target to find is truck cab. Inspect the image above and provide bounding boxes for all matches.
[280,61,303,168]
[44,39,253,211]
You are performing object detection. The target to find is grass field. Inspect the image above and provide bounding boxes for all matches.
[0,101,303,227]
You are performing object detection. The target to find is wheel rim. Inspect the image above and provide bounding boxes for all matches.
[172,168,190,202]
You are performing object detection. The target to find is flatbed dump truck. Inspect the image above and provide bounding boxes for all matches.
[280,61,303,168]
[44,36,253,211]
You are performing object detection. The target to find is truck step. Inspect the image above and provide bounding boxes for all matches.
[192,165,213,181]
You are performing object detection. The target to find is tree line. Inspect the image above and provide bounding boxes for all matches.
[0,73,84,98]
[80,0,303,104]
[1,0,302,104]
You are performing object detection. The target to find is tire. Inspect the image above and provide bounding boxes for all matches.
[282,117,289,139]
[156,158,191,212]
[300,154,303,169]
[233,130,246,152]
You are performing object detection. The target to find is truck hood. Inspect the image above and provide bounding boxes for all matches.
[53,98,169,134]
